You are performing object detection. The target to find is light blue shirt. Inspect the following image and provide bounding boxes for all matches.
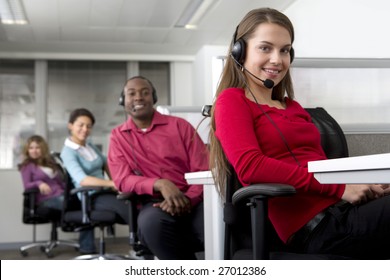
[60,138,106,189]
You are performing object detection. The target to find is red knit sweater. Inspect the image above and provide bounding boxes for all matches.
[214,88,345,243]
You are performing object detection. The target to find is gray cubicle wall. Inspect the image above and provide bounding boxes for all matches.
[345,134,390,157]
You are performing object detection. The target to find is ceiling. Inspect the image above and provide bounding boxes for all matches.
[0,0,297,58]
[1,0,301,157]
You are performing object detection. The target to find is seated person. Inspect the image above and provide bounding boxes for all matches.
[108,76,209,260]
[209,7,390,259]
[19,135,65,210]
[61,108,129,255]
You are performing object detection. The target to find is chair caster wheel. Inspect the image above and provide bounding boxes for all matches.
[44,248,54,258]
[20,250,28,257]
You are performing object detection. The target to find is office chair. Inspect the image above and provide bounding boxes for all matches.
[52,153,131,260]
[205,106,349,259]
[117,192,205,260]
[116,192,155,260]
[20,184,79,258]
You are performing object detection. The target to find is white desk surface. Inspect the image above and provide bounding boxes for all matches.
[308,153,390,184]
[185,170,213,184]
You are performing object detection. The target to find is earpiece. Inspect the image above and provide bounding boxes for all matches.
[118,76,158,106]
[231,25,295,64]
[289,47,295,63]
[118,90,125,106]
[231,36,246,64]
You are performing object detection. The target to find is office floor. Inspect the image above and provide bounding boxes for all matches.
[0,238,204,260]
[0,237,132,260]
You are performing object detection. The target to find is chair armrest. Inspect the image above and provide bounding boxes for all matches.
[231,183,295,260]
[70,186,116,195]
[70,186,117,224]
[232,183,295,205]
[24,187,40,195]
[116,192,155,203]
[116,191,137,201]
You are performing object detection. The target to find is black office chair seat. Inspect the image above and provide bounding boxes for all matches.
[64,210,116,225]
[50,152,135,260]
[117,192,155,260]
[64,206,129,260]
[60,186,133,260]
[20,187,79,258]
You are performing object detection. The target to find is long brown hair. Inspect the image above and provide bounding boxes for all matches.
[209,8,295,197]
[18,135,57,170]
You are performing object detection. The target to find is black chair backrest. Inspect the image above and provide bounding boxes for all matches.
[51,152,83,231]
[305,107,349,159]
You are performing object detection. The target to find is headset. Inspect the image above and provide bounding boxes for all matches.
[230,25,300,166]
[231,25,295,64]
[118,76,158,106]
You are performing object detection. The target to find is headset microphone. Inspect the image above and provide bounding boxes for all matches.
[244,68,274,89]
[230,54,274,89]
[262,79,274,89]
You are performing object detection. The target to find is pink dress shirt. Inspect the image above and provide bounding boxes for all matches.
[108,111,209,207]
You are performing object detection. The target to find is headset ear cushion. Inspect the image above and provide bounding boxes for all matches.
[152,89,158,104]
[119,91,124,106]
[231,38,246,64]
[290,47,295,63]
[119,78,158,105]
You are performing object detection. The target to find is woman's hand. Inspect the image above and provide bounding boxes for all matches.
[342,184,386,204]
[380,184,390,196]
[38,182,52,195]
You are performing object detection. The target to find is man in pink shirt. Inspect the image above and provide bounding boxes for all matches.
[108,76,209,259]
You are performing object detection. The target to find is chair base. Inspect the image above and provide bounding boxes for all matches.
[20,239,79,258]
[73,226,138,260]
[74,253,134,260]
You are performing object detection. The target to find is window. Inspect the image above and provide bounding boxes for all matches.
[46,61,170,154]
[0,60,34,168]
[291,59,390,133]
[47,61,127,154]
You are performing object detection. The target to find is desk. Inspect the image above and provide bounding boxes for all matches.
[308,153,390,183]
[187,154,390,259]
[185,171,224,260]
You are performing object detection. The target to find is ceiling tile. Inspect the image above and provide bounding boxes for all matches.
[89,0,123,27]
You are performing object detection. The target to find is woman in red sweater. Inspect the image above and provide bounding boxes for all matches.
[209,7,390,259]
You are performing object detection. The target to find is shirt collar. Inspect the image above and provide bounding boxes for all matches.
[64,137,82,150]
[120,110,168,132]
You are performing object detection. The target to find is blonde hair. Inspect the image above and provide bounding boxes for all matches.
[18,135,57,170]
[209,8,295,197]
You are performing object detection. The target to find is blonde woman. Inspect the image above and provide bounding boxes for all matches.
[19,135,64,210]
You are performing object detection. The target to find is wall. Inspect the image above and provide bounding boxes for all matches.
[193,45,228,106]
[170,62,194,106]
[285,0,390,59]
